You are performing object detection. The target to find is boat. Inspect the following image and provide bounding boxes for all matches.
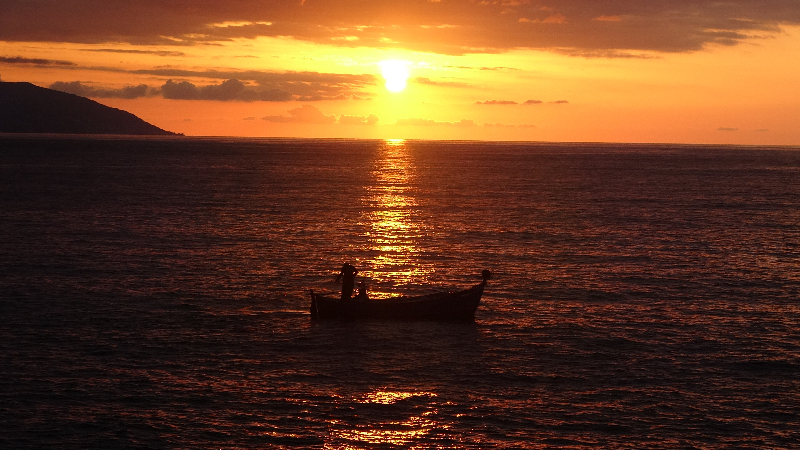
[309,270,492,321]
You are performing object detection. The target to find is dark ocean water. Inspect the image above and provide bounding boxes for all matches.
[1,135,798,449]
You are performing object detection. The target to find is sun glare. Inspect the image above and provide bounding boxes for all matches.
[380,60,410,92]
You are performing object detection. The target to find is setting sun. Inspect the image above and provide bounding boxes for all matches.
[380,60,410,92]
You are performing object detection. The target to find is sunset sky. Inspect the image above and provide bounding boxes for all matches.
[2,0,799,144]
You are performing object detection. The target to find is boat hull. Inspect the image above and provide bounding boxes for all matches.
[310,281,486,321]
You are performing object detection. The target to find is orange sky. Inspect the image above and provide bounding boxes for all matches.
[2,0,799,144]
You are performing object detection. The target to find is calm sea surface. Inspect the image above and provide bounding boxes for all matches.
[1,136,798,449]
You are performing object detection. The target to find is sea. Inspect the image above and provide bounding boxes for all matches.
[1,135,798,449]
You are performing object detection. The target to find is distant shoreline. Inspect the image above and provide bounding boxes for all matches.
[0,82,179,136]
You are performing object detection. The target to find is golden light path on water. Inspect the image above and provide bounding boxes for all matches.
[319,141,447,447]
[325,390,442,449]
[357,139,434,297]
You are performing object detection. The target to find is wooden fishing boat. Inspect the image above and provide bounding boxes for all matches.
[309,270,492,321]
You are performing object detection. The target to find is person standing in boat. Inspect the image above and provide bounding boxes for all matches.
[335,262,358,300]
[355,280,368,300]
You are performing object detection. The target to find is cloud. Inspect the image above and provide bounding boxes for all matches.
[717,127,739,131]
[593,15,622,22]
[136,69,376,100]
[339,114,380,125]
[82,48,186,57]
[49,81,153,98]
[161,79,292,101]
[473,99,564,105]
[395,118,476,127]
[556,49,659,59]
[518,14,567,24]
[262,105,336,124]
[478,66,518,71]
[1,56,75,66]
[444,65,518,71]
[476,100,518,105]
[414,77,472,88]
[1,1,798,55]
[47,70,371,101]
[53,78,294,101]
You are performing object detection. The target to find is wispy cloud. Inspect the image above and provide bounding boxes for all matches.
[262,105,336,124]
[395,118,476,127]
[476,100,518,105]
[414,77,472,88]
[82,48,186,57]
[1,56,75,66]
[443,65,518,71]
[339,114,380,125]
[473,99,566,105]
[593,15,622,22]
[518,14,567,24]
[555,49,659,59]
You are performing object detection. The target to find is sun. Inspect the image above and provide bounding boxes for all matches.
[380,60,410,92]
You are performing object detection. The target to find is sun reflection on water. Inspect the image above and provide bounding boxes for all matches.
[358,140,434,294]
[325,390,443,449]
[361,390,437,405]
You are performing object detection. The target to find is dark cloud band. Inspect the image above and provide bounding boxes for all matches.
[49,81,152,98]
[1,1,798,54]
[47,73,373,102]
[1,56,75,66]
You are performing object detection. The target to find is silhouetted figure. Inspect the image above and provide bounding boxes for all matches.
[335,263,358,300]
[355,280,368,300]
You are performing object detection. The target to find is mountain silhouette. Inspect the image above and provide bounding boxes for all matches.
[0,81,179,135]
